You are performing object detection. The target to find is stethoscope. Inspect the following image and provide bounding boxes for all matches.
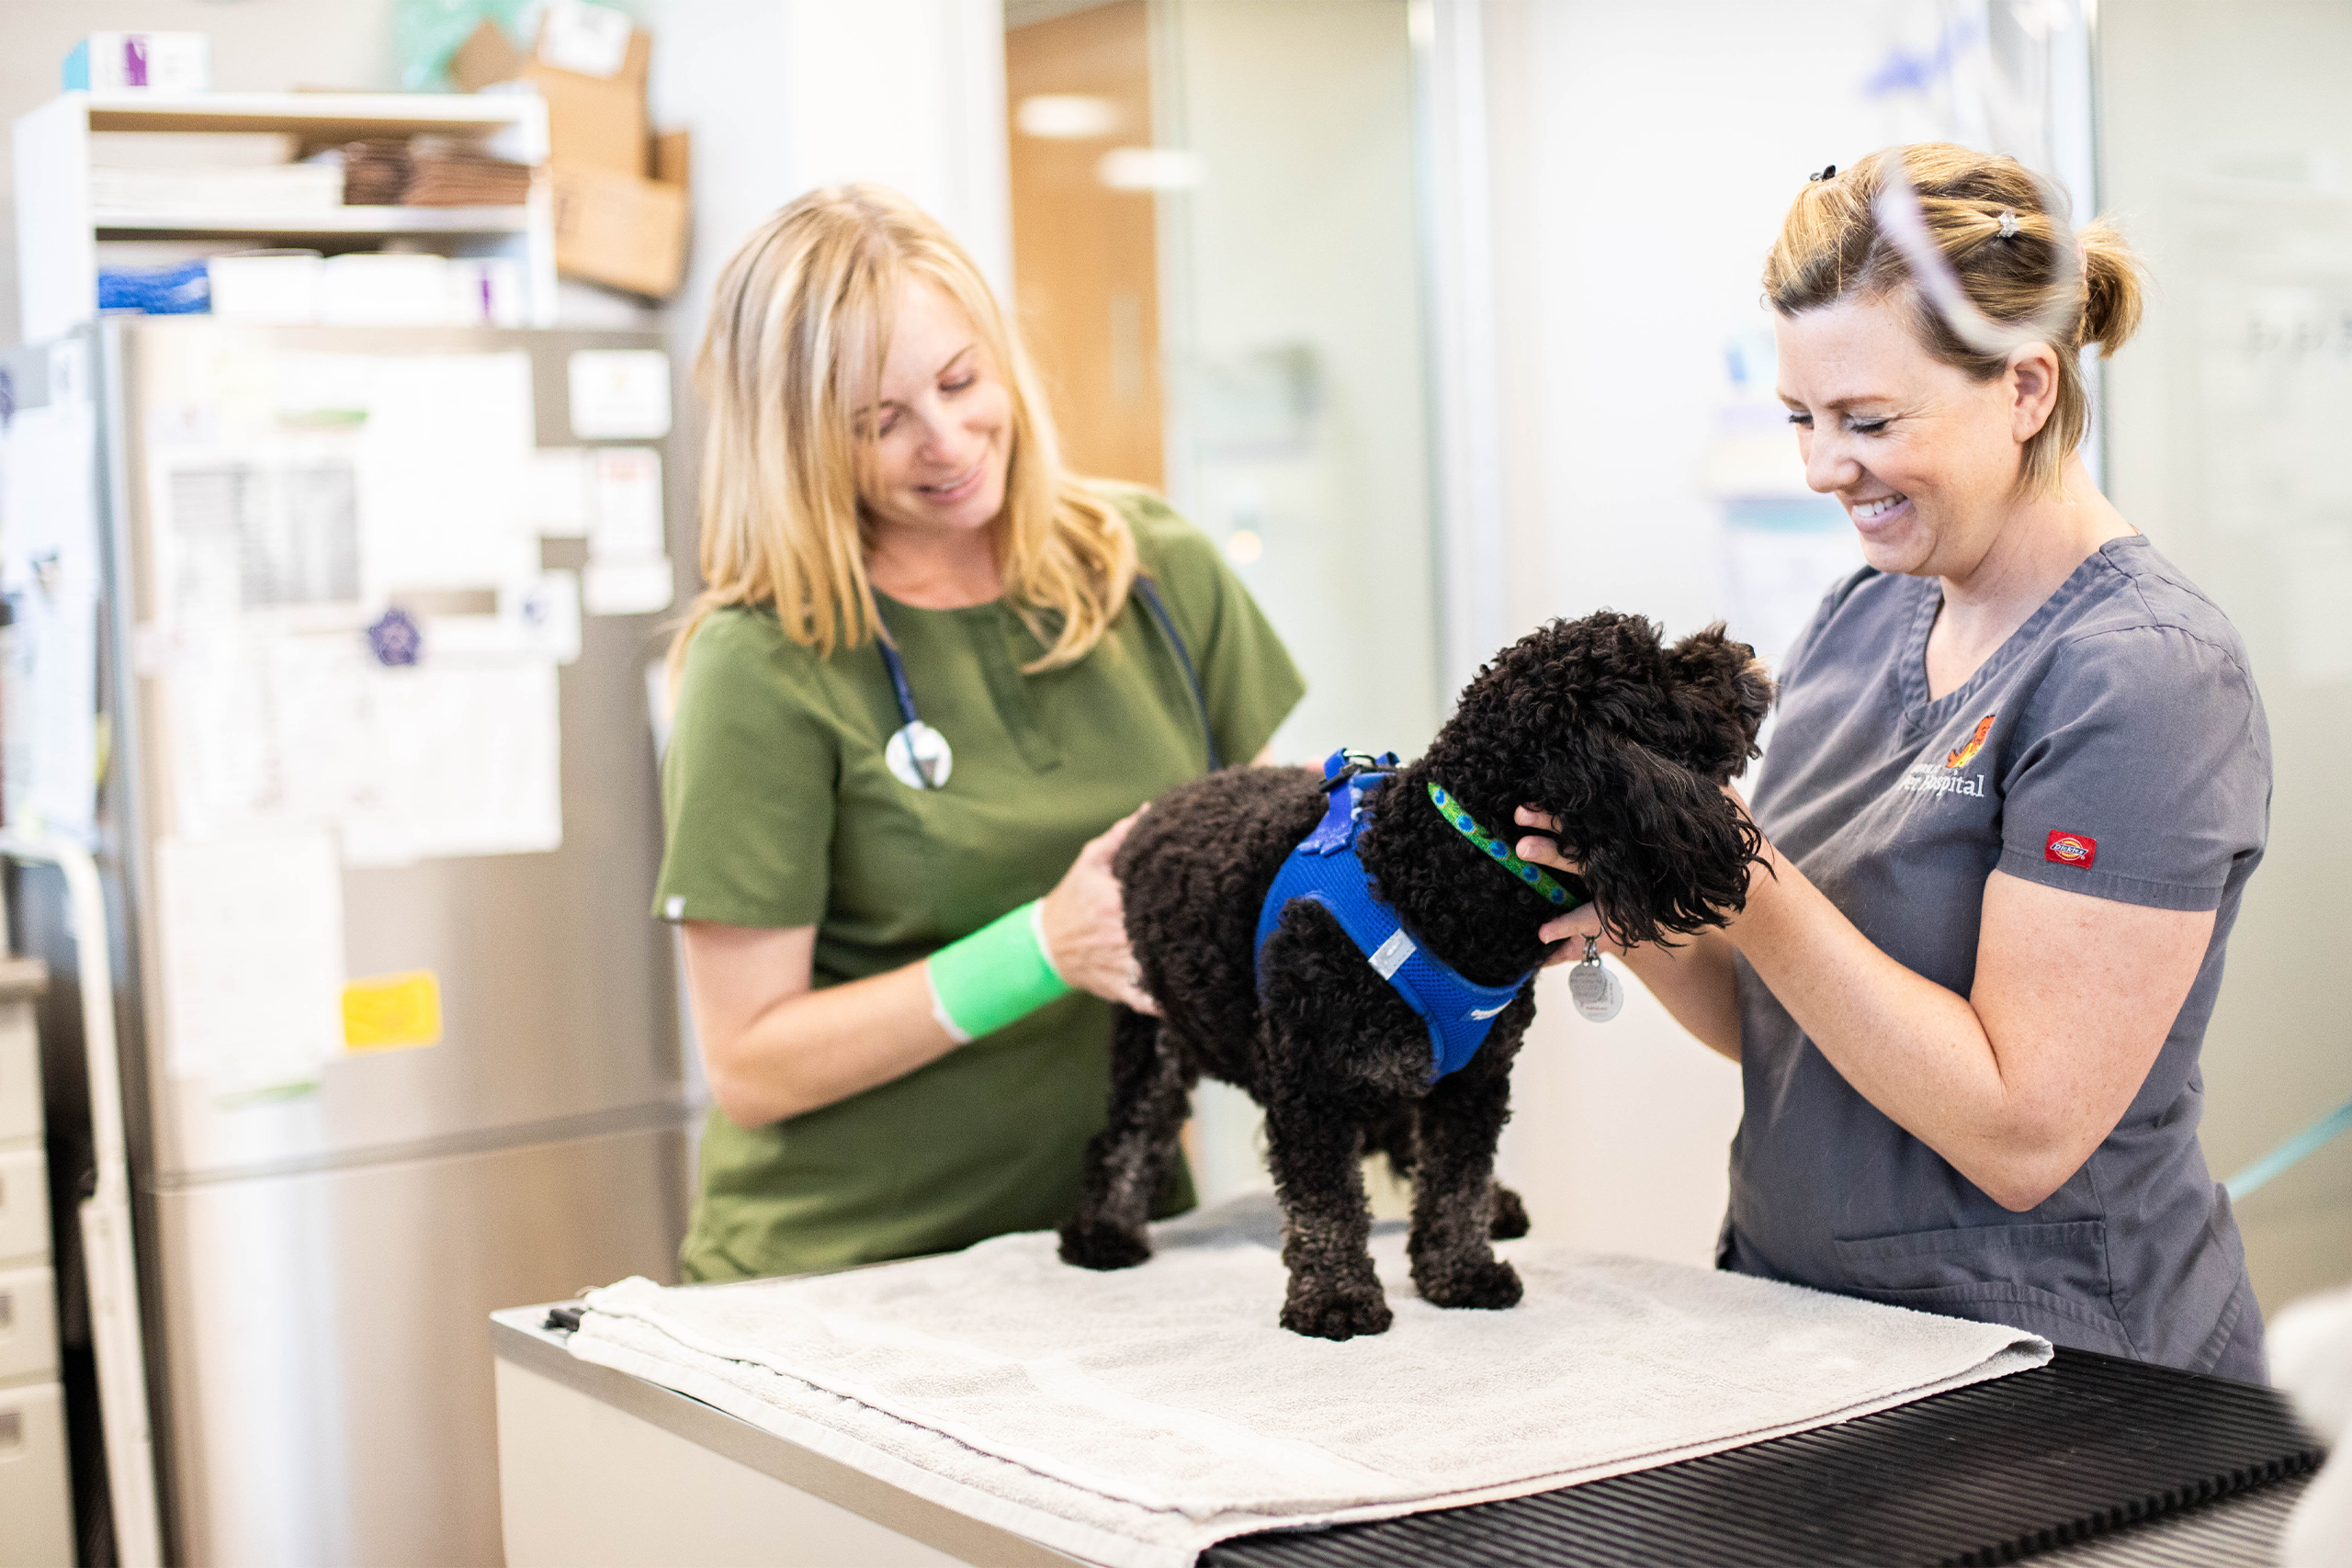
[873,575,1220,790]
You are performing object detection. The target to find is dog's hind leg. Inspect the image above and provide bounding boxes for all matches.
[1408,1010,1527,1312]
[1489,1182,1531,1240]
[1059,1006,1190,1271]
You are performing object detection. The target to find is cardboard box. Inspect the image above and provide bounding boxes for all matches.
[550,163,688,299]
[651,129,691,191]
[450,15,650,178]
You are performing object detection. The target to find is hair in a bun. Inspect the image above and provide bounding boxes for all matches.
[1764,143,2148,496]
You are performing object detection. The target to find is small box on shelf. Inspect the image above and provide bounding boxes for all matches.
[450,10,650,179]
[549,156,687,299]
[63,33,210,95]
[449,10,687,301]
[13,90,558,336]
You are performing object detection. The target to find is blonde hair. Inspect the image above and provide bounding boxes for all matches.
[671,183,1135,685]
[1763,143,2147,496]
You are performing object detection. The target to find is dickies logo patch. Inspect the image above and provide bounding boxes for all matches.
[1946,714,1996,769]
[2045,830,2097,868]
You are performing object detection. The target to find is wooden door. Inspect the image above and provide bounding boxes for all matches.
[1005,1,1165,489]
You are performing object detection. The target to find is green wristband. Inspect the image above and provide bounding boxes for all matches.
[925,900,1073,1043]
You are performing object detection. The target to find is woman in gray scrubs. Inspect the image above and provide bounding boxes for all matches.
[1520,143,2268,1381]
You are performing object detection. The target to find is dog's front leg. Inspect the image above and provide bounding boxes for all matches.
[1408,1000,1528,1312]
[1263,1071,1391,1340]
[1060,1006,1190,1270]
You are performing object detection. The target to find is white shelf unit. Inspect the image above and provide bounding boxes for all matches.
[14,92,557,341]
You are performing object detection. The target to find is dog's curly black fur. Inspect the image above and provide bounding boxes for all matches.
[1059,613,1773,1338]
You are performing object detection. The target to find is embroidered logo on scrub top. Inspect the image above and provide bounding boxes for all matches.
[2045,830,2098,868]
[1946,714,1996,769]
[1897,712,1996,801]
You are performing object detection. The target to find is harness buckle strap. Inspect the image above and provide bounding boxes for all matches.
[1256,745,1534,1082]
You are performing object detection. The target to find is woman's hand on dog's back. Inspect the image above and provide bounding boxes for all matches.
[1040,808,1161,1014]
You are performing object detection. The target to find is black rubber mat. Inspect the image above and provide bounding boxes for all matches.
[1201,1348,2323,1568]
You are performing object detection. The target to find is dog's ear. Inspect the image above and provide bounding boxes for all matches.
[1666,623,1775,776]
[1535,732,1763,948]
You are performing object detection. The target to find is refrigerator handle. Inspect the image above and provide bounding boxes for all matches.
[0,829,164,1568]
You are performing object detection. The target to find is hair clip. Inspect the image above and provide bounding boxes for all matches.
[1810,164,1838,182]
[1996,209,2022,238]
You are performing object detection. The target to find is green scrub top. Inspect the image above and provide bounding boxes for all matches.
[655,487,1306,1280]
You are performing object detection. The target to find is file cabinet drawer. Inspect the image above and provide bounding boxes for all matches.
[0,1002,38,1144]
[0,1147,49,1263]
[0,1379,76,1568]
[0,1265,58,1383]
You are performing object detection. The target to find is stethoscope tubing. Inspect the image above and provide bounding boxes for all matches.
[873,574,1218,787]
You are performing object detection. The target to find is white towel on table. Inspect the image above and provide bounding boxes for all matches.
[571,1193,2049,1568]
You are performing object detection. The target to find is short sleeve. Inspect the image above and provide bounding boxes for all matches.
[653,609,839,928]
[1119,490,1306,763]
[1998,626,2268,911]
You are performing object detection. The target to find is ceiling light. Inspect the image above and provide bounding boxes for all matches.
[1097,148,1204,191]
[1016,95,1120,139]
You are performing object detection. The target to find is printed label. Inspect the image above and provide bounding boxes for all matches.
[343,971,444,1053]
[1897,765,1987,799]
[2044,830,2098,869]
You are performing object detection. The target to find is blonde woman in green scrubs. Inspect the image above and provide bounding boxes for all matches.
[657,185,1304,1280]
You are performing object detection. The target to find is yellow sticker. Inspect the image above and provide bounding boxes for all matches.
[342,971,443,1053]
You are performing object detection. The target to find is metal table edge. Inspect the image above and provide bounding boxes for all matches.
[490,1305,1087,1568]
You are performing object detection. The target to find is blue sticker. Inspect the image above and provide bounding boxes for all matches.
[367,607,423,667]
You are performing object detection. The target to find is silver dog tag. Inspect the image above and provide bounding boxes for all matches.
[1567,938,1623,1023]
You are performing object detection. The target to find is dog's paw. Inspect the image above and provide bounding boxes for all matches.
[1058,1217,1152,1271]
[1415,1254,1523,1312]
[1489,1183,1531,1241]
[1280,1283,1394,1341]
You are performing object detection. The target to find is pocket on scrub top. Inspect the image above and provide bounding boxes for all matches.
[1829,1219,2137,1355]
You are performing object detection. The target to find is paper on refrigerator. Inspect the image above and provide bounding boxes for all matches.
[154,829,347,1088]
[568,349,672,439]
[146,438,367,630]
[526,448,592,536]
[582,446,673,615]
[349,352,540,595]
[0,397,103,835]
[314,649,564,866]
[142,344,566,864]
[172,632,564,866]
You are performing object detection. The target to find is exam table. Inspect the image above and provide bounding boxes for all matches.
[493,1302,2323,1567]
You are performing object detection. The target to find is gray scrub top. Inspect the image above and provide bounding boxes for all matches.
[1724,534,2270,1382]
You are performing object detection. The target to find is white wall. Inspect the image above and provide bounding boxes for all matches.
[643,0,1010,419]
[2099,0,2352,1315]
[1140,0,1440,1206]
[0,0,401,345]
[1477,0,2041,1266]
[1155,0,1440,762]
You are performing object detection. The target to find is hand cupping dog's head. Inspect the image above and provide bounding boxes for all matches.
[1440,613,1773,950]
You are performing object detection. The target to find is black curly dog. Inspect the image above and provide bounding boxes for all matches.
[1058,612,1774,1339]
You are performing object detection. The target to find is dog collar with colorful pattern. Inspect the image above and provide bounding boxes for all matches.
[1426,783,1578,908]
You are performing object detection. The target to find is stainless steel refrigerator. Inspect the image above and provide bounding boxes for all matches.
[2,318,695,1565]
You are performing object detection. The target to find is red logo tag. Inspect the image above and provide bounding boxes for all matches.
[2045,830,2097,868]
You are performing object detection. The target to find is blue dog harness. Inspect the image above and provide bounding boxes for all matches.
[1252,750,1534,1082]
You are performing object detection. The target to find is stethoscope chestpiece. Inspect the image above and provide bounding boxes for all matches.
[887,720,954,790]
